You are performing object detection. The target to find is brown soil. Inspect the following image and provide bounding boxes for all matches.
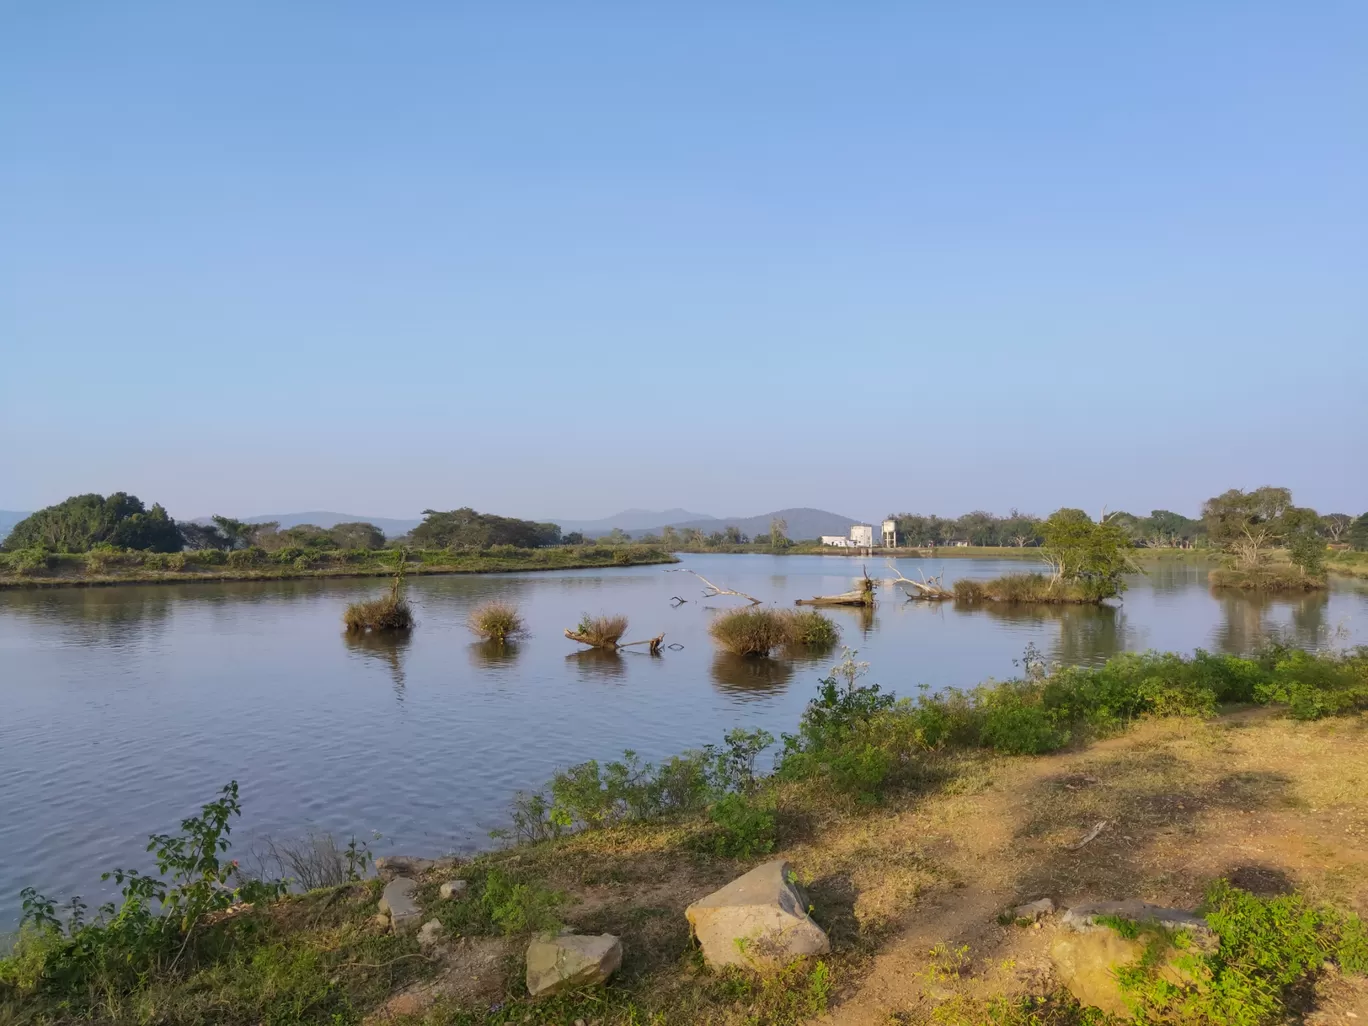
[814,710,1368,1024]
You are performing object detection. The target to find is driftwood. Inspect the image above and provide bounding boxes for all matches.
[886,559,953,601]
[1066,820,1108,851]
[564,628,664,654]
[796,567,875,607]
[664,568,762,605]
[619,633,666,655]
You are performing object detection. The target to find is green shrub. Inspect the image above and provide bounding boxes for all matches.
[190,548,227,566]
[783,610,840,649]
[706,793,775,858]
[479,869,564,936]
[10,547,56,575]
[226,547,264,569]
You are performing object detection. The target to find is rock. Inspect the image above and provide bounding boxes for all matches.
[525,932,623,997]
[1050,900,1218,1015]
[375,855,457,882]
[439,879,468,900]
[417,918,445,949]
[684,859,830,969]
[1013,898,1055,922]
[381,877,422,933]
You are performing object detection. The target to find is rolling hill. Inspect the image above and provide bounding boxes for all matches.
[551,508,715,536]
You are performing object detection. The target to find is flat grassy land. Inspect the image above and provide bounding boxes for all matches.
[1329,550,1368,580]
[0,545,677,590]
[6,648,1366,1025]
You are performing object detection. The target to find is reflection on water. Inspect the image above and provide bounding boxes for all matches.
[710,653,794,698]
[3,553,1366,931]
[974,602,1131,667]
[467,640,522,669]
[1212,591,1333,655]
[343,630,412,697]
[565,648,627,680]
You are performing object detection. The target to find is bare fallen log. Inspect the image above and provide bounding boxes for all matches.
[618,633,666,655]
[796,567,875,607]
[886,559,953,600]
[664,568,762,605]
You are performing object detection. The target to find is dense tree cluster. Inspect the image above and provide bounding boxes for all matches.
[3,493,182,553]
[406,507,561,549]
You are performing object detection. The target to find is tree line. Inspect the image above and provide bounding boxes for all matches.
[0,498,572,555]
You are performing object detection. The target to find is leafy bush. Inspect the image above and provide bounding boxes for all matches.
[1108,879,1368,1023]
[479,869,565,936]
[226,547,264,569]
[783,610,841,649]
[706,793,775,858]
[3,783,285,1009]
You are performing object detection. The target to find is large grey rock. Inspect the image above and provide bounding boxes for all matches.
[379,877,422,933]
[1050,900,1217,1015]
[685,860,829,969]
[525,932,622,997]
[417,918,445,949]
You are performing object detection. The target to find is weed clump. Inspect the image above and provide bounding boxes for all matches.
[709,608,840,656]
[952,573,1099,604]
[569,613,629,649]
[466,599,527,643]
[343,560,413,632]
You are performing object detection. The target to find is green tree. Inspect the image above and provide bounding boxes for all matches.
[1039,508,1139,599]
[210,516,275,551]
[4,493,182,553]
[408,508,560,549]
[1202,487,1294,568]
[1321,513,1354,544]
[601,527,631,545]
[769,517,789,550]
[1282,507,1327,576]
[328,522,387,550]
[1140,509,1204,548]
[1349,513,1368,551]
[660,525,679,549]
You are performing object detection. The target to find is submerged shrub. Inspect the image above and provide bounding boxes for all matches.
[571,613,628,648]
[710,608,839,656]
[467,600,527,643]
[343,594,413,632]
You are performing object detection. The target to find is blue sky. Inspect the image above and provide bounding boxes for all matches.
[3,3,1364,522]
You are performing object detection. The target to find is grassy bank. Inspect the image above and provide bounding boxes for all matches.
[951,573,1104,604]
[1329,549,1368,580]
[0,545,677,590]
[5,645,1367,1025]
[1209,565,1328,592]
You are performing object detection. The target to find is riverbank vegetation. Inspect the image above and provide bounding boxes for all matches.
[0,544,675,589]
[5,645,1366,1025]
[708,608,840,656]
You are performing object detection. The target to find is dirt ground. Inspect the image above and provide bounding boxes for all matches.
[805,709,1368,1024]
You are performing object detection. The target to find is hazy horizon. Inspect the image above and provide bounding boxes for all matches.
[4,6,1365,519]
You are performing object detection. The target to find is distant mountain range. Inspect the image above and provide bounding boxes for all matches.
[549,508,715,535]
[0,511,30,544]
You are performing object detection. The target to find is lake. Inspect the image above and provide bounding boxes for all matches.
[2,553,1365,925]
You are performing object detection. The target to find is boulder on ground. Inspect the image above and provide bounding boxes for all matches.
[525,932,622,997]
[379,877,422,933]
[417,918,445,949]
[1050,900,1218,1015]
[685,859,830,969]
[439,879,468,900]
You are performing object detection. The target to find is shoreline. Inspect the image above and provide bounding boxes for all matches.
[0,551,678,591]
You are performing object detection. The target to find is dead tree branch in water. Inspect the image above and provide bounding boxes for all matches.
[885,559,953,600]
[796,566,876,607]
[664,568,762,605]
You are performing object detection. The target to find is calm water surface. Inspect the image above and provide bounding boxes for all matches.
[2,553,1365,924]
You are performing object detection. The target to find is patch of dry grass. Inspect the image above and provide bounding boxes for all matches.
[570,613,629,648]
[709,607,840,656]
[465,599,527,643]
[342,592,413,632]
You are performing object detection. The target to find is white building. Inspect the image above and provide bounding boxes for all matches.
[850,524,874,548]
[881,519,898,547]
[820,535,853,548]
